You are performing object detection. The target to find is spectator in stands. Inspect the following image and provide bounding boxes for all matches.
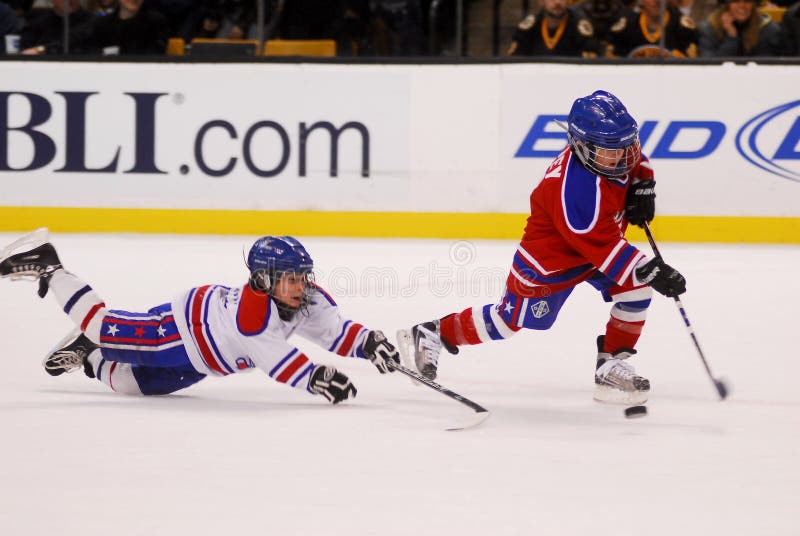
[216,0,256,39]
[698,0,782,55]
[89,0,169,55]
[4,0,32,26]
[371,0,424,56]
[19,0,95,54]
[780,1,800,53]
[508,0,602,57]
[149,0,194,37]
[606,0,699,57]
[670,0,716,22]
[179,0,229,41]
[276,0,339,39]
[1,1,22,53]
[253,0,380,56]
[87,0,117,16]
[576,0,628,45]
[334,0,371,55]
[188,5,224,39]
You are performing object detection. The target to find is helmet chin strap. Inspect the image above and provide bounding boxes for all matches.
[249,270,314,321]
[274,299,301,321]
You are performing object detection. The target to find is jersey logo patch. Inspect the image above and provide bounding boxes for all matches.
[578,19,594,37]
[235,357,256,370]
[519,14,535,30]
[544,150,567,179]
[531,300,550,318]
[611,17,627,33]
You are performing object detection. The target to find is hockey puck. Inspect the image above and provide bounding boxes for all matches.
[624,405,648,419]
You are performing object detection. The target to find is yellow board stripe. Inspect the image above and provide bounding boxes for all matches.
[0,207,798,243]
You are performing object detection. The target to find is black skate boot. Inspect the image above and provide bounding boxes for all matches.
[0,228,62,298]
[396,320,458,380]
[594,335,650,404]
[43,330,98,377]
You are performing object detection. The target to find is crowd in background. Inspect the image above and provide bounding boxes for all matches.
[508,0,797,57]
[0,0,798,56]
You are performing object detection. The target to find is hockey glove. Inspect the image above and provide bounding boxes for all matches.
[362,330,400,374]
[635,257,686,298]
[308,365,357,404]
[625,179,656,227]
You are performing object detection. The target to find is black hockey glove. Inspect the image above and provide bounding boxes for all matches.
[635,257,686,298]
[308,365,357,404]
[362,330,400,374]
[625,179,656,227]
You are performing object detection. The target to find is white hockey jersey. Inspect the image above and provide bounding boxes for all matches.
[171,284,370,392]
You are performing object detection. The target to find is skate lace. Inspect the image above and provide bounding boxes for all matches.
[46,350,84,372]
[596,358,635,381]
[12,264,46,274]
[7,264,59,280]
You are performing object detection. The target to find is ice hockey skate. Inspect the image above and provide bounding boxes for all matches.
[594,335,650,405]
[396,320,457,381]
[0,228,62,297]
[43,329,97,377]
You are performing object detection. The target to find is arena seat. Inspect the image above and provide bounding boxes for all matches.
[263,39,337,57]
[189,39,261,58]
[166,37,185,56]
[761,6,786,22]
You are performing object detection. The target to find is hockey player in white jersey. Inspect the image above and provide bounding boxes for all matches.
[0,229,400,404]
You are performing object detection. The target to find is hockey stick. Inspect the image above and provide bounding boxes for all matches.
[642,222,728,400]
[387,360,490,431]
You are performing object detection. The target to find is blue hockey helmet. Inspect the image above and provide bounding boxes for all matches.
[246,235,314,293]
[567,90,641,177]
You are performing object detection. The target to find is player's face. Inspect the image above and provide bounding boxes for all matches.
[543,0,567,18]
[728,0,755,22]
[594,147,624,173]
[272,272,307,309]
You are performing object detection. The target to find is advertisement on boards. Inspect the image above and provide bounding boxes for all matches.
[501,64,800,217]
[1,62,798,219]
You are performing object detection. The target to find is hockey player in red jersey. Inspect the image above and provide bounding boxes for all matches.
[397,90,686,404]
[0,230,400,404]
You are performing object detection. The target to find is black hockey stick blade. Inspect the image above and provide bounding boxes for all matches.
[446,410,490,432]
[388,361,490,431]
[714,378,729,400]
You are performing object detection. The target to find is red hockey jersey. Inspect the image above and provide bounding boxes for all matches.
[507,146,654,297]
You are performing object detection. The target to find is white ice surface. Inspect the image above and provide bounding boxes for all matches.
[1,233,798,536]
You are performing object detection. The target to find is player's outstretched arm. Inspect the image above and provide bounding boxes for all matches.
[361,330,400,374]
[292,286,400,373]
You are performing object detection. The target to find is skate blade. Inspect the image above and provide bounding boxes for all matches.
[447,410,490,432]
[593,384,649,405]
[42,327,82,371]
[0,227,51,266]
[395,329,420,386]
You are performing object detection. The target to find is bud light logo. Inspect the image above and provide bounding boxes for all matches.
[736,100,800,183]
[516,101,800,183]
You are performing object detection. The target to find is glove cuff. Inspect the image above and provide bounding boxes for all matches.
[632,255,652,287]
